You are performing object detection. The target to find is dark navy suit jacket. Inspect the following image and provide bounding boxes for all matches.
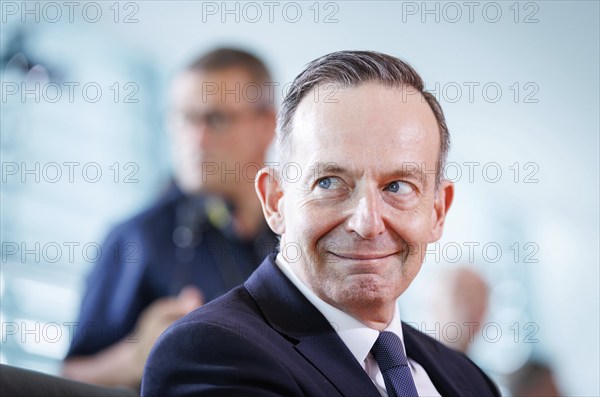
[142,255,500,397]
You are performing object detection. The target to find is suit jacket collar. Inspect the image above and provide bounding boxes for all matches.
[244,255,471,397]
[244,254,381,397]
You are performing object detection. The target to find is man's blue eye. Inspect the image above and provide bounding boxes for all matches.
[318,178,332,189]
[387,181,412,194]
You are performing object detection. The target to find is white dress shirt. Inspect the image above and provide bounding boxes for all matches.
[275,254,441,397]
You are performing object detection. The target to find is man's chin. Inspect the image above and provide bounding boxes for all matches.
[326,276,396,306]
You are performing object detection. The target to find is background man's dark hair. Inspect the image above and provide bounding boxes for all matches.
[276,50,449,187]
[187,47,272,88]
[185,47,274,111]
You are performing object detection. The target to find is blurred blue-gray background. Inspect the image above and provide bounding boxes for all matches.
[1,1,598,395]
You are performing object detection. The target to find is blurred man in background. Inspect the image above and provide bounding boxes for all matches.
[62,48,278,388]
[430,266,490,354]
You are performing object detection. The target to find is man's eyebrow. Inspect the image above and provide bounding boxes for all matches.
[309,162,348,177]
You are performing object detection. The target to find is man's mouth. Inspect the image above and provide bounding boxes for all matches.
[328,252,397,260]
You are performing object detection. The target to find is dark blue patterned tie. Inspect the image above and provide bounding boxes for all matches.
[371,331,419,397]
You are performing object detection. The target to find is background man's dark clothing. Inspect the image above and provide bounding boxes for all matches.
[67,186,277,358]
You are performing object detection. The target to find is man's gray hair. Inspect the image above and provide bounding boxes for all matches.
[275,50,449,186]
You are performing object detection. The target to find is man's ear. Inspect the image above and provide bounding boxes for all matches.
[429,180,454,242]
[255,167,285,235]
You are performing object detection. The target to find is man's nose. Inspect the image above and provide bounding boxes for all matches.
[346,186,386,239]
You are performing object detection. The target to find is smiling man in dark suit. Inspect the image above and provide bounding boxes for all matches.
[142,50,500,397]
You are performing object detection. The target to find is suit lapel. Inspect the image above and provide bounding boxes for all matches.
[244,255,380,397]
[293,324,381,397]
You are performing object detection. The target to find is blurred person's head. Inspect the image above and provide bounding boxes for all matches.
[431,266,489,353]
[169,48,276,198]
[508,360,562,397]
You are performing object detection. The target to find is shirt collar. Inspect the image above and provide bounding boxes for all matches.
[275,254,407,365]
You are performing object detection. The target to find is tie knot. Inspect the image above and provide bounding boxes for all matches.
[371,331,408,372]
